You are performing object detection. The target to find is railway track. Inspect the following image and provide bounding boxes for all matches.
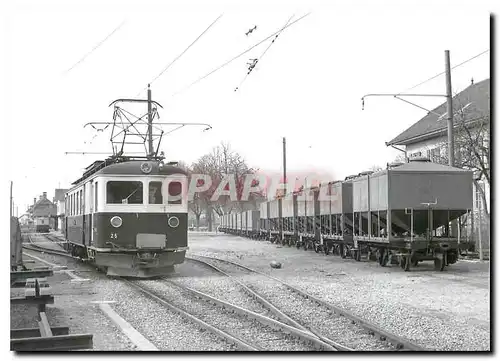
[187,255,430,351]
[22,233,76,259]
[124,278,337,351]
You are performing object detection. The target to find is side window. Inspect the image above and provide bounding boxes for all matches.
[430,148,440,163]
[95,182,98,212]
[106,181,143,204]
[167,181,182,205]
[80,190,84,214]
[149,181,163,204]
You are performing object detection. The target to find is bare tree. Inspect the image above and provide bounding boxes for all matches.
[391,153,407,163]
[190,142,265,231]
[369,165,383,172]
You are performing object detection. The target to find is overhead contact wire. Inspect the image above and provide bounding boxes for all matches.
[136,13,224,97]
[64,20,126,74]
[235,14,295,92]
[172,12,311,97]
[398,49,490,94]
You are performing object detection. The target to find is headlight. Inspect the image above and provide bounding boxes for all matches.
[110,216,123,228]
[168,216,180,228]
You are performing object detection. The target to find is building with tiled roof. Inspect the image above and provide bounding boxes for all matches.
[387,78,490,148]
[28,192,57,230]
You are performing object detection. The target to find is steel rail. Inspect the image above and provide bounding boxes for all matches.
[191,255,430,351]
[122,279,260,351]
[186,256,351,351]
[165,279,338,351]
[23,234,76,259]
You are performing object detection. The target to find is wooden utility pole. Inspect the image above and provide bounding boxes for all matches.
[283,137,287,196]
[445,50,454,167]
[147,84,154,158]
[10,181,13,219]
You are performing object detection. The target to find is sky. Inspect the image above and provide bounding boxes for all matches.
[1,0,495,214]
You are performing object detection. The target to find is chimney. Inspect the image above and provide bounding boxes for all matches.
[43,192,47,199]
[33,198,36,205]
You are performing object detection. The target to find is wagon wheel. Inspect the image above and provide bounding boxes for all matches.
[411,253,419,267]
[336,244,342,256]
[434,257,442,271]
[404,254,411,271]
[399,256,407,270]
[378,249,389,267]
[377,249,383,265]
[340,244,346,259]
[324,244,330,256]
[434,252,447,271]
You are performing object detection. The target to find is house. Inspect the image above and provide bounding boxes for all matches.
[18,214,32,226]
[386,78,490,252]
[29,192,57,230]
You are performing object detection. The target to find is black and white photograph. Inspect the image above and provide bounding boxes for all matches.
[5,0,493,353]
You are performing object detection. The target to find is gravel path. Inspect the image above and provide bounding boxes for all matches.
[138,279,315,351]
[186,234,490,351]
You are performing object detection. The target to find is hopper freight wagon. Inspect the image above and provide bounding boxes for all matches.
[347,159,473,271]
[225,158,473,272]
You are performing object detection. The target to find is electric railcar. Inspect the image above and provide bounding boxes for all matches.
[34,217,50,233]
[64,156,189,278]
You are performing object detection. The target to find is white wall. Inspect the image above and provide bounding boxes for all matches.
[57,200,65,216]
[405,135,447,159]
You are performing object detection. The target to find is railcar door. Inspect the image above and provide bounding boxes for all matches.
[90,181,96,246]
[81,187,86,246]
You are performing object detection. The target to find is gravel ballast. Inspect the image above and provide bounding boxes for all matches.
[187,258,394,350]
[105,280,235,351]
[186,234,490,351]
[139,279,315,351]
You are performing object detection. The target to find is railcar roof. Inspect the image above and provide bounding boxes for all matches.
[95,161,188,176]
[72,160,188,185]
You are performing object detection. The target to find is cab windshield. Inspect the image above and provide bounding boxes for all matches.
[106,181,143,204]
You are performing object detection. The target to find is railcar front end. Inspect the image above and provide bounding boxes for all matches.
[65,159,189,278]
